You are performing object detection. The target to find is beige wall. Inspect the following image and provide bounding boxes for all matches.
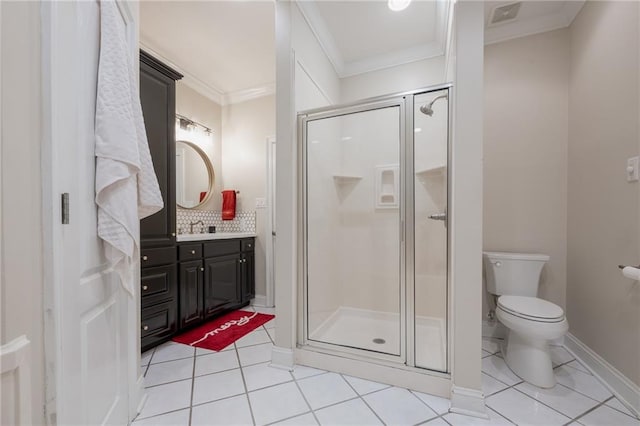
[222,95,275,298]
[340,56,446,103]
[567,1,640,386]
[175,82,223,211]
[0,1,46,423]
[483,29,570,316]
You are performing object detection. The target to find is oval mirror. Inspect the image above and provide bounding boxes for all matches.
[175,140,214,209]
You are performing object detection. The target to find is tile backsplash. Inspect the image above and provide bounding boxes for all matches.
[176,209,257,234]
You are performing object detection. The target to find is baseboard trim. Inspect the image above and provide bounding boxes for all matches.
[270,346,294,371]
[449,385,488,418]
[564,333,640,417]
[251,295,268,308]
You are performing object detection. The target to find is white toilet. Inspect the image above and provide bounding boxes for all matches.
[483,251,568,388]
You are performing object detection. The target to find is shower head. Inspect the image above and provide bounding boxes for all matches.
[419,93,448,117]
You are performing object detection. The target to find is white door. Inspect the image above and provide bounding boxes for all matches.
[42,1,139,424]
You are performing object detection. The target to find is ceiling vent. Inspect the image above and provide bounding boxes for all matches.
[489,2,522,26]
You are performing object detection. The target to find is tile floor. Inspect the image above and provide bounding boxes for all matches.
[134,308,639,426]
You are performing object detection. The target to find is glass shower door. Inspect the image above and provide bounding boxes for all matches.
[413,89,449,371]
[304,102,404,358]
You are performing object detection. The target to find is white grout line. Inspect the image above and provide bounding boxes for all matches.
[233,342,257,425]
[187,351,196,426]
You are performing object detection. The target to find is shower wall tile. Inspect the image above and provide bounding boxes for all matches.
[176,208,256,234]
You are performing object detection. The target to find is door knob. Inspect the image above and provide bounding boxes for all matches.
[428,213,447,221]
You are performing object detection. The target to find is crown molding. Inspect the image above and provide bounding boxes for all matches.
[139,41,225,104]
[341,41,445,78]
[295,1,345,76]
[139,40,275,106]
[485,1,585,45]
[223,83,276,106]
[295,0,450,79]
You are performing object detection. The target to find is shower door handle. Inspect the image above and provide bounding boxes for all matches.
[428,213,447,221]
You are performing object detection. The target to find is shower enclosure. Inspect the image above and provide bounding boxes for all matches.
[299,85,451,372]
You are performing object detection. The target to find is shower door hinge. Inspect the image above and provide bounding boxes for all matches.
[61,193,70,224]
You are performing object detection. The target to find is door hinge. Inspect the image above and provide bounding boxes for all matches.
[61,193,70,224]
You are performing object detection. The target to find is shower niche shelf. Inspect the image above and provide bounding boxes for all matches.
[332,175,363,185]
[416,164,446,178]
[375,165,399,209]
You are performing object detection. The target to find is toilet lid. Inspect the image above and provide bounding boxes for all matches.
[498,296,565,322]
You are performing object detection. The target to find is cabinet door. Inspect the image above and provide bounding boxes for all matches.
[242,252,255,302]
[141,300,178,352]
[141,264,177,308]
[179,260,204,328]
[204,254,241,318]
[139,58,176,248]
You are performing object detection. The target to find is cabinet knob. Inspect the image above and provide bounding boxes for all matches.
[191,250,196,254]
[142,325,149,331]
[142,285,148,291]
[142,255,148,261]
[171,232,176,237]
[239,259,242,264]
[248,244,252,248]
[200,267,204,272]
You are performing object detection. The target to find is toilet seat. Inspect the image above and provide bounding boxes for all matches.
[498,295,564,323]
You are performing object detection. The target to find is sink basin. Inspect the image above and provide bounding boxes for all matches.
[176,232,257,242]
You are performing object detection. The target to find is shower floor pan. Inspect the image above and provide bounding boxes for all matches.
[308,306,446,370]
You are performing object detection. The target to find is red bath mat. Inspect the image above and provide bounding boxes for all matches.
[173,310,274,351]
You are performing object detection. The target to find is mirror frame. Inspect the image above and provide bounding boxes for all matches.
[176,140,215,209]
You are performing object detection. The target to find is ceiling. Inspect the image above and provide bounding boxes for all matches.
[298,0,450,78]
[139,1,275,105]
[484,1,585,45]
[139,0,585,105]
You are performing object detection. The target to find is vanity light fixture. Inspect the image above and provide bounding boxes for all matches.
[388,0,411,12]
[176,113,213,135]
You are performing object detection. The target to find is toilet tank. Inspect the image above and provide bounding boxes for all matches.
[483,252,549,297]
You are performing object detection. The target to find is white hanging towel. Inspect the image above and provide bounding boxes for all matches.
[95,0,163,296]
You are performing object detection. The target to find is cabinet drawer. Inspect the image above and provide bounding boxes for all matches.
[141,246,176,267]
[141,264,177,308]
[179,244,203,260]
[204,240,240,258]
[241,238,255,252]
[141,300,177,347]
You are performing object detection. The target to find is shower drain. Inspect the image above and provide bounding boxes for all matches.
[372,338,386,344]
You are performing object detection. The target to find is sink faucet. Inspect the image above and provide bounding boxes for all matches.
[189,220,204,234]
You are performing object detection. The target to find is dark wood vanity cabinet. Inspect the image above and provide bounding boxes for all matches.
[139,51,182,248]
[176,237,255,333]
[139,51,183,352]
[179,260,205,328]
[137,51,255,352]
[240,240,256,300]
[204,254,241,317]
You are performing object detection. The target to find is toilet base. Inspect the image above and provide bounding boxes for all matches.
[503,331,556,388]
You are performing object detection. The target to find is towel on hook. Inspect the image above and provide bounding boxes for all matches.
[222,190,237,220]
[95,0,163,297]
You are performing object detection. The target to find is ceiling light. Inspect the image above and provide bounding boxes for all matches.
[388,0,411,12]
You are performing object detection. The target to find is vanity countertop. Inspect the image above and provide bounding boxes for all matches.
[177,232,257,242]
